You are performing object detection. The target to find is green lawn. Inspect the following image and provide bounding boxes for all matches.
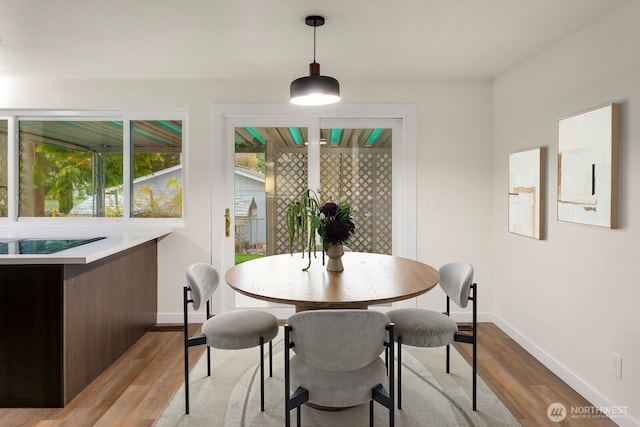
[235,253,265,265]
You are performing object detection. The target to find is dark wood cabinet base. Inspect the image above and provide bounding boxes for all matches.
[0,240,157,407]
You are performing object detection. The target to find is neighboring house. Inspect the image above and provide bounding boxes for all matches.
[234,166,266,250]
[70,165,182,216]
[234,195,259,253]
[71,166,266,246]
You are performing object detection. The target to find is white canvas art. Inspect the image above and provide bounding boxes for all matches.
[509,147,545,239]
[557,104,619,228]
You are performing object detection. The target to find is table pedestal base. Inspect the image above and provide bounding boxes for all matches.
[295,303,368,312]
[306,402,356,412]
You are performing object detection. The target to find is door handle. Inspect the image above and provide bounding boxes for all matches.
[225,208,231,237]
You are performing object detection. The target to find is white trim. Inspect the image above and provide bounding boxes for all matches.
[123,119,132,219]
[448,310,492,323]
[8,117,18,221]
[158,312,207,324]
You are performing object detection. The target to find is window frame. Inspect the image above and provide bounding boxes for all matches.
[0,109,187,227]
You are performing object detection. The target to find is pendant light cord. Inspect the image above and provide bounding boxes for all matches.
[313,25,317,63]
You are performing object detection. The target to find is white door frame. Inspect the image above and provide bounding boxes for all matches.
[212,104,417,316]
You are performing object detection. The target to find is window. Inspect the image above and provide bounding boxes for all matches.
[1,112,184,221]
[319,127,392,254]
[131,120,183,218]
[232,126,392,259]
[19,120,125,217]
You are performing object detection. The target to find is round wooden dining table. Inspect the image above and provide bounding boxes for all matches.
[224,252,440,312]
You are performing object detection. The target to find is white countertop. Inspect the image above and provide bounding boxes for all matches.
[0,227,172,265]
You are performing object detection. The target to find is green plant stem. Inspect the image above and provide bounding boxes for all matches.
[286,189,321,271]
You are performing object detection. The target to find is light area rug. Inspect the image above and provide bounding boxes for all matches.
[156,332,520,427]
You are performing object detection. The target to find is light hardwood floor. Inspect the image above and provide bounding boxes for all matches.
[0,323,616,427]
[454,323,616,427]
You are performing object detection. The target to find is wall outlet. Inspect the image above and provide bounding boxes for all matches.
[610,352,622,379]
[431,197,440,210]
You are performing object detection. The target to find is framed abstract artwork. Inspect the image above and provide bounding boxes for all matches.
[557,103,619,228]
[509,147,545,239]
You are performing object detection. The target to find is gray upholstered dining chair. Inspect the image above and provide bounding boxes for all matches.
[183,263,279,414]
[284,309,395,427]
[387,262,477,411]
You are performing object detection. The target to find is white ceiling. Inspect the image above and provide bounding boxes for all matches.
[0,0,628,81]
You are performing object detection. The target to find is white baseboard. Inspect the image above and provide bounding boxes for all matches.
[157,312,206,324]
[492,313,638,427]
[448,310,492,323]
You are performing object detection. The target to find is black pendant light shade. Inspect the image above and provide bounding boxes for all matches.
[290,16,341,105]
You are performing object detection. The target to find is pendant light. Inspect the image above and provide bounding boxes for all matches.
[290,15,341,106]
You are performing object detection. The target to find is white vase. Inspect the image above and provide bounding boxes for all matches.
[326,243,344,272]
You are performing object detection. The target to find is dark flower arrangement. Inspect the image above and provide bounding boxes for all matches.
[318,202,355,247]
[286,189,356,271]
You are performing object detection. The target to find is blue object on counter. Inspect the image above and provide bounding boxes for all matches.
[0,237,106,255]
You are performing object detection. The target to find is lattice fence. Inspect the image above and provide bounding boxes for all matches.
[274,151,308,254]
[273,149,392,255]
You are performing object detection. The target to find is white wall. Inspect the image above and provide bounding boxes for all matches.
[0,78,493,322]
[492,1,639,424]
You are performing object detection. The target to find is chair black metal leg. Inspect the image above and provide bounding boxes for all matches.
[260,336,265,411]
[285,401,290,426]
[285,326,291,427]
[446,343,450,373]
[184,342,190,414]
[297,406,301,427]
[472,328,477,411]
[372,324,395,427]
[183,286,190,415]
[397,336,402,410]
[471,330,477,411]
[389,324,395,427]
[471,336,477,410]
[472,282,477,411]
[269,340,273,377]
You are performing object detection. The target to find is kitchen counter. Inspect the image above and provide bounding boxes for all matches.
[0,227,171,407]
[0,227,171,264]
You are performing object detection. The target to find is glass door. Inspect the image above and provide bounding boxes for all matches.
[318,123,393,254]
[232,125,310,311]
[216,107,416,315]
